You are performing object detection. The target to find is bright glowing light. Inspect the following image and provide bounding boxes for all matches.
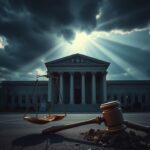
[73,32,88,47]
[0,43,3,49]
[96,11,101,20]
[35,68,45,75]
[64,32,91,53]
[0,36,8,49]
[21,42,65,75]
[89,39,147,80]
[90,31,111,39]
[63,31,111,55]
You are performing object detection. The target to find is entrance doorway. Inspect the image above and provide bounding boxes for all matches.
[74,72,81,104]
[74,88,81,104]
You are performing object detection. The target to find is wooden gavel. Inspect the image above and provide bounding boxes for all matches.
[42,101,150,134]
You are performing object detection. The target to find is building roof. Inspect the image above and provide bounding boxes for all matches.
[107,80,150,85]
[1,80,150,86]
[45,53,110,67]
[1,81,47,86]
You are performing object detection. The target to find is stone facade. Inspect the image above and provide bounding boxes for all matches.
[0,54,150,112]
[45,54,109,107]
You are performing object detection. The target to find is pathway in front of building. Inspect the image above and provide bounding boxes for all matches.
[0,113,150,150]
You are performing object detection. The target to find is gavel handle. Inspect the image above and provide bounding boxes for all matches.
[42,117,104,134]
[124,120,150,133]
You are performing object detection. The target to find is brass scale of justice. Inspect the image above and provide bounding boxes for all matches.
[23,74,150,134]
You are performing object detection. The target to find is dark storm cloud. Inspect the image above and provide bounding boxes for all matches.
[98,0,150,31]
[60,29,75,42]
[0,0,74,73]
[78,0,101,31]
[0,0,101,74]
[0,0,150,81]
[99,37,150,79]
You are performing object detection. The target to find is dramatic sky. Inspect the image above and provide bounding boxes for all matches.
[0,0,150,81]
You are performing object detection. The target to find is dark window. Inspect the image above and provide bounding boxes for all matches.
[37,95,40,103]
[121,95,124,103]
[127,95,131,104]
[107,95,110,100]
[113,95,117,100]
[15,95,19,105]
[22,95,26,104]
[142,95,146,103]
[43,94,48,100]
[7,95,12,104]
[29,95,33,104]
[135,94,138,102]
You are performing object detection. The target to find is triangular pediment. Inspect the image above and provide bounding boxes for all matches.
[45,53,110,67]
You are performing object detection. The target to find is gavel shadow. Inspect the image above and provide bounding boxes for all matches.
[11,133,100,150]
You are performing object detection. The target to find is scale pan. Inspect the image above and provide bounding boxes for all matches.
[23,114,66,124]
[23,116,56,124]
[47,114,66,121]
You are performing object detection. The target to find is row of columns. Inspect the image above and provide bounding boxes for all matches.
[48,72,107,104]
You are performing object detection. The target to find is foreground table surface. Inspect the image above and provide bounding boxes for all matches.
[0,113,150,150]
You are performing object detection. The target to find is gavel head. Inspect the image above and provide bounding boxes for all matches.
[100,101,126,132]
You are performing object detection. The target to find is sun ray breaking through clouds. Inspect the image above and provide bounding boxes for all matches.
[0,0,150,81]
[99,36,145,51]
[10,42,66,81]
[88,38,147,80]
[20,30,150,81]
[95,30,150,52]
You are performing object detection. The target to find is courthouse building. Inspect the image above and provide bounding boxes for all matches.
[0,54,150,112]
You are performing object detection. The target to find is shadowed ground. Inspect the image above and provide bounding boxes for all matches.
[0,113,150,150]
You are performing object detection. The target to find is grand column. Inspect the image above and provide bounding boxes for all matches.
[48,74,52,103]
[70,72,74,104]
[59,72,63,104]
[81,72,85,104]
[92,72,96,104]
[102,72,107,102]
